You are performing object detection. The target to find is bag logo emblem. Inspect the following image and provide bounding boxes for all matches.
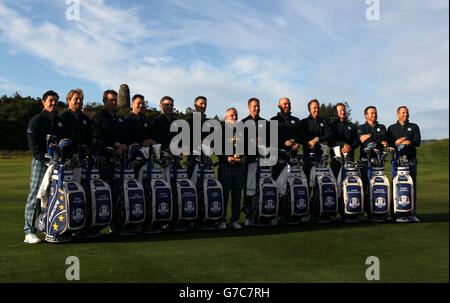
[399,195,410,207]
[264,199,275,211]
[99,205,110,219]
[132,203,144,216]
[158,202,169,215]
[349,197,360,208]
[324,196,335,207]
[210,201,222,213]
[71,208,84,222]
[184,201,195,214]
[375,197,386,208]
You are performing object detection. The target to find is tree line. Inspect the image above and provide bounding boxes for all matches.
[0,91,354,150]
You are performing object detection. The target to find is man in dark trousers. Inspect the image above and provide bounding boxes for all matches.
[357,106,388,217]
[329,103,359,179]
[300,99,332,186]
[270,97,302,180]
[150,96,177,152]
[24,90,65,244]
[241,98,269,226]
[387,106,421,222]
[217,107,246,230]
[91,90,127,184]
[58,88,92,156]
[124,94,156,147]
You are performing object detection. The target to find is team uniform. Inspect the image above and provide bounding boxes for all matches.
[300,115,332,186]
[357,121,387,215]
[150,114,177,151]
[58,109,92,148]
[91,110,127,183]
[269,113,302,180]
[25,111,65,236]
[124,112,154,146]
[329,118,359,179]
[387,121,421,214]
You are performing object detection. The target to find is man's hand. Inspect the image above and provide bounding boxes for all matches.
[285,139,294,147]
[402,140,412,146]
[116,143,127,155]
[285,139,299,151]
[360,134,372,143]
[308,138,318,148]
[382,140,388,147]
[342,143,352,154]
[395,137,406,146]
[142,139,157,147]
[227,156,235,164]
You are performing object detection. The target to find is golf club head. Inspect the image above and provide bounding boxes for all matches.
[153,144,162,160]
[201,144,213,157]
[258,144,270,157]
[128,143,142,161]
[58,139,74,164]
[46,134,57,156]
[320,154,329,166]
[366,141,377,150]
[140,146,150,159]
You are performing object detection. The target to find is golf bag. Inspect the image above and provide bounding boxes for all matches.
[250,146,279,227]
[78,141,113,238]
[339,164,365,223]
[390,146,415,223]
[362,145,391,222]
[135,144,173,234]
[110,151,146,235]
[36,138,87,243]
[309,145,338,223]
[333,146,364,222]
[276,150,309,224]
[367,166,391,222]
[168,156,198,231]
[193,145,224,230]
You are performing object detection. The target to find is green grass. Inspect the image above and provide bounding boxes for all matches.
[0,140,448,282]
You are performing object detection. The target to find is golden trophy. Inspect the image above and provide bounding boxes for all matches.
[233,133,242,162]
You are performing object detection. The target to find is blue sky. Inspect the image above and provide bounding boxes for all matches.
[0,0,448,139]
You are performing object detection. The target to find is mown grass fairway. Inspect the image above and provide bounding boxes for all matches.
[0,140,448,282]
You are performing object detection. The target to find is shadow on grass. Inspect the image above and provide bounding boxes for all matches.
[63,212,449,245]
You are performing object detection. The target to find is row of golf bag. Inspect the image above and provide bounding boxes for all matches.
[275,142,416,225]
[35,137,233,243]
[35,137,415,243]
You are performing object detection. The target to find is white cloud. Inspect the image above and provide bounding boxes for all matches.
[0,0,447,140]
